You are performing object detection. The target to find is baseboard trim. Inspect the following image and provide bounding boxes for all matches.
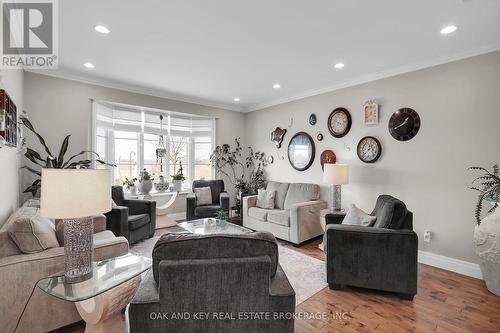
[418,250,483,280]
[168,212,186,221]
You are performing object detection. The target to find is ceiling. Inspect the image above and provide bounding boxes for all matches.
[45,0,500,111]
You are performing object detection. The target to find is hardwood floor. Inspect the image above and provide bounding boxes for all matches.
[54,231,500,333]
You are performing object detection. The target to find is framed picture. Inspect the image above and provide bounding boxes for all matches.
[363,100,378,125]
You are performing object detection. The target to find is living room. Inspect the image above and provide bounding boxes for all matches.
[1,1,500,332]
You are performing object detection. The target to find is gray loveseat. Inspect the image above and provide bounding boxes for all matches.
[243,181,327,245]
[129,232,295,332]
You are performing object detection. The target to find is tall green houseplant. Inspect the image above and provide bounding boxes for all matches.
[21,116,112,197]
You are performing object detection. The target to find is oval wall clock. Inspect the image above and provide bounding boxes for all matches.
[309,113,317,126]
[388,107,421,141]
[320,150,336,170]
[357,136,382,163]
[327,107,352,138]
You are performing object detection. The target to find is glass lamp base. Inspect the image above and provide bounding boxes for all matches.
[63,217,94,283]
[329,184,342,212]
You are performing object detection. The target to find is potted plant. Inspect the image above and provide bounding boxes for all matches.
[215,209,228,221]
[171,161,185,192]
[469,165,500,295]
[138,169,154,194]
[123,177,138,194]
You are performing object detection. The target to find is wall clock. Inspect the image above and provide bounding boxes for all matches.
[320,150,336,170]
[327,107,352,138]
[316,133,323,141]
[271,127,287,148]
[357,136,382,163]
[288,132,315,171]
[363,100,379,125]
[267,155,274,164]
[388,107,421,141]
[309,113,317,125]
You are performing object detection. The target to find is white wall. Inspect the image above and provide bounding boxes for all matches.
[245,51,500,264]
[0,69,23,226]
[23,72,246,210]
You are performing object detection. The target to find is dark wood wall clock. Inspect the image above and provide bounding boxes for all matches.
[357,136,382,163]
[327,107,351,138]
[320,150,336,170]
[388,107,421,141]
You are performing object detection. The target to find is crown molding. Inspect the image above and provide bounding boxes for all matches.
[25,69,247,113]
[247,43,500,112]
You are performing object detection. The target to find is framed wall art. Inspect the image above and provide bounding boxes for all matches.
[363,100,379,125]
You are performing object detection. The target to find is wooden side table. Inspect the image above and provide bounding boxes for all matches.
[319,209,346,251]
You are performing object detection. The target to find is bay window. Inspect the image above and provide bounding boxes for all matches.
[91,101,216,189]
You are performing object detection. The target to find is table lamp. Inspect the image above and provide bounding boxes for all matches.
[41,169,111,283]
[323,164,349,212]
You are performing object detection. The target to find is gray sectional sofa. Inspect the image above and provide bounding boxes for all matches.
[242,181,327,245]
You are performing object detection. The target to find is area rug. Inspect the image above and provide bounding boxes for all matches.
[130,235,327,305]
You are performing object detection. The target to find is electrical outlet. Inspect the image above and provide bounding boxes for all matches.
[423,230,432,243]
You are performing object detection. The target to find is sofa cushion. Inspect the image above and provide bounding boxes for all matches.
[194,205,220,218]
[248,207,269,221]
[266,181,290,210]
[129,214,151,230]
[371,195,408,229]
[194,186,213,206]
[256,189,276,209]
[152,231,279,282]
[342,204,376,227]
[267,209,290,227]
[193,180,224,204]
[283,183,320,209]
[5,207,59,254]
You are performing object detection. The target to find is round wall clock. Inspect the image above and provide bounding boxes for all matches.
[320,150,336,170]
[317,133,323,141]
[288,132,315,171]
[357,136,382,163]
[388,107,421,141]
[309,113,317,126]
[267,155,274,164]
[327,107,352,138]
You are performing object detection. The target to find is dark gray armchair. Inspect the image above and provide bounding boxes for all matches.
[105,186,156,244]
[325,195,418,300]
[186,180,230,220]
[129,232,295,333]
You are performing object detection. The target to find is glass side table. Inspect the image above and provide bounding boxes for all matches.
[37,253,152,333]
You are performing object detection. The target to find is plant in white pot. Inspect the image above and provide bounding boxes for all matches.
[138,169,154,194]
[469,165,500,295]
[171,161,185,192]
[123,177,138,194]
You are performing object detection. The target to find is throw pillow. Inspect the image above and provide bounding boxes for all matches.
[256,189,276,209]
[342,204,377,227]
[6,207,59,253]
[195,187,212,206]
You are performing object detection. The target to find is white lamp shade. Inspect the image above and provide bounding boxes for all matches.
[323,164,349,185]
[40,169,112,219]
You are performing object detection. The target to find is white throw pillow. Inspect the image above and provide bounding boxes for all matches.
[342,204,377,227]
[195,187,212,206]
[256,189,276,209]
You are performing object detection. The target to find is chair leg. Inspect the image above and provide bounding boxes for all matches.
[329,283,342,290]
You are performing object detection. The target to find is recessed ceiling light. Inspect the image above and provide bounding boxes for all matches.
[334,62,345,69]
[95,25,110,34]
[83,62,95,69]
[273,83,281,89]
[233,97,240,102]
[440,25,457,35]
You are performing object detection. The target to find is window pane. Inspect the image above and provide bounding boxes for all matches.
[114,131,138,183]
[96,136,106,160]
[194,136,212,180]
[144,133,164,177]
[169,136,188,178]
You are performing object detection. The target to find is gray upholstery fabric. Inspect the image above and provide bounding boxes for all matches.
[283,183,320,209]
[248,207,268,221]
[130,232,295,333]
[267,209,290,227]
[187,180,229,220]
[371,194,408,229]
[105,186,156,244]
[266,181,290,210]
[325,195,418,298]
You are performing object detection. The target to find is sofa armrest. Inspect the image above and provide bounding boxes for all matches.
[242,195,257,215]
[93,214,107,233]
[326,224,418,294]
[325,213,344,225]
[219,191,230,212]
[105,206,129,240]
[289,200,328,244]
[186,193,196,220]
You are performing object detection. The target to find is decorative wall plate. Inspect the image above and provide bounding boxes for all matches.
[317,133,323,141]
[363,100,379,125]
[288,132,315,171]
[327,107,352,138]
[309,113,317,126]
[357,136,382,163]
[271,127,287,148]
[320,150,336,170]
[388,107,421,141]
